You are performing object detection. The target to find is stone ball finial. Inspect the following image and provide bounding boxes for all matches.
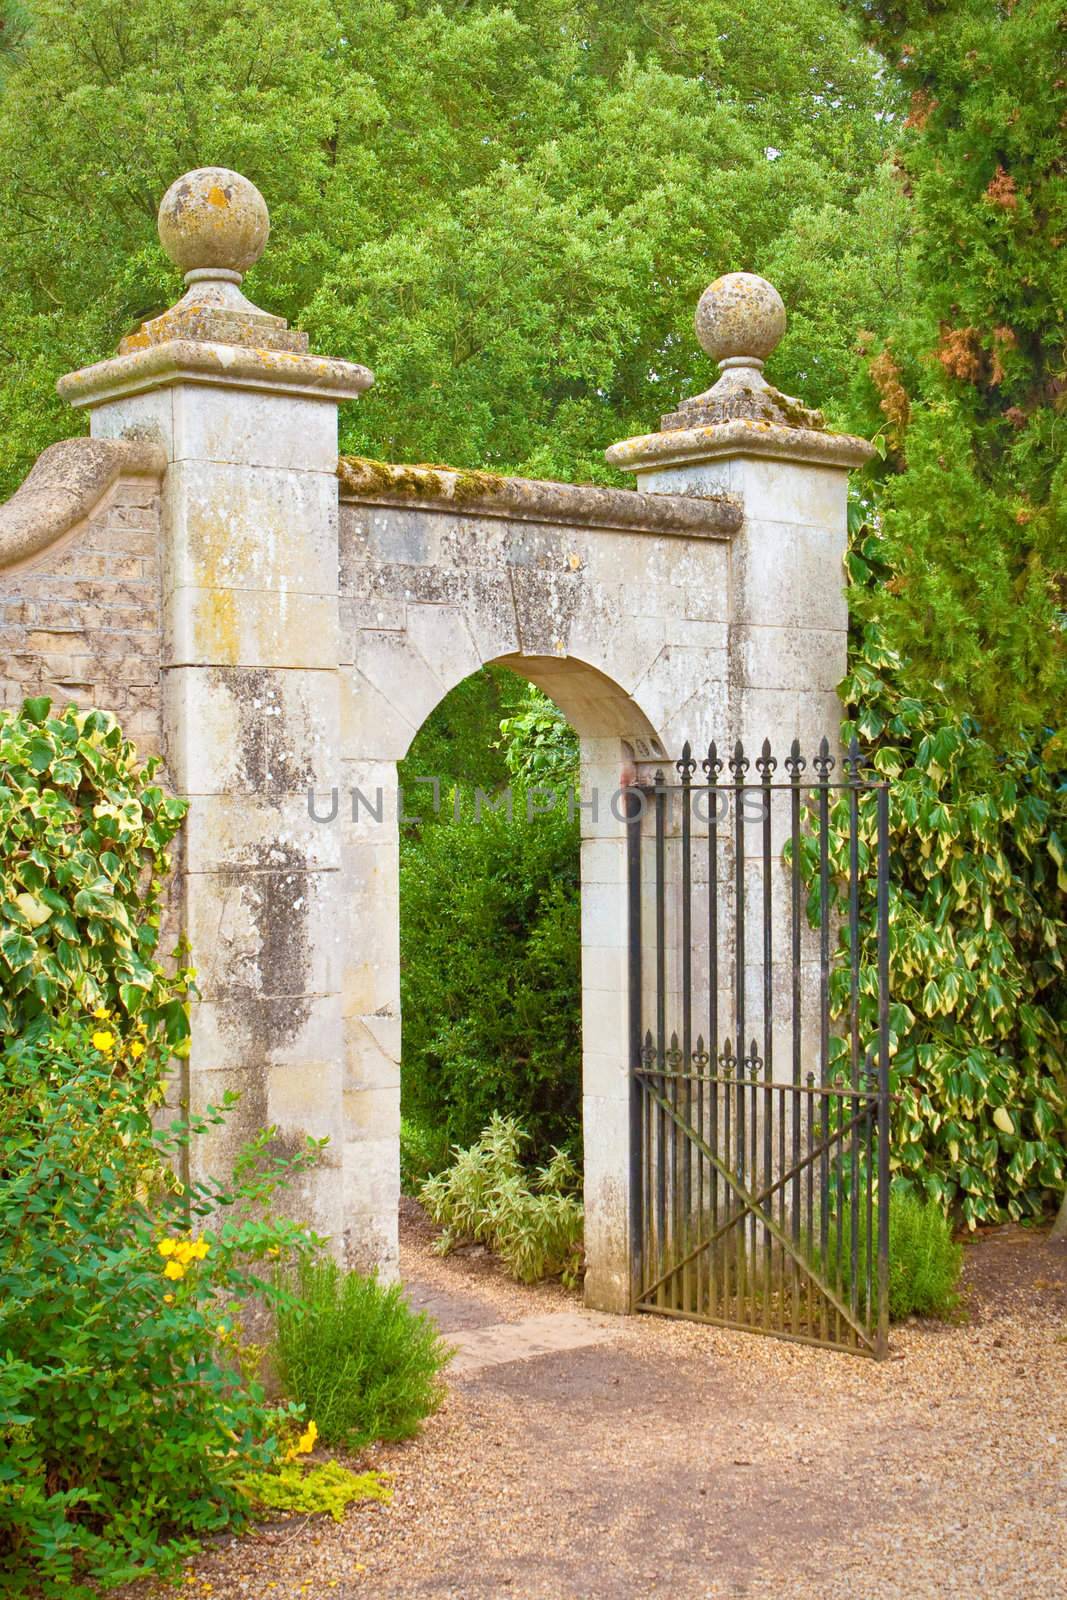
[695,272,786,369]
[157,167,270,282]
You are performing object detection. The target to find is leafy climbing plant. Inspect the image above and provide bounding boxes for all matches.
[0,698,191,1045]
[806,515,1067,1226]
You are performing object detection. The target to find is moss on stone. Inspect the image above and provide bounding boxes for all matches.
[339,456,505,504]
[450,468,506,503]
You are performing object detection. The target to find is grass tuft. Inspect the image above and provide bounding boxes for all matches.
[273,1258,451,1451]
[886,1189,963,1320]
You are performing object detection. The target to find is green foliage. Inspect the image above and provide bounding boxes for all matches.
[400,1114,452,1197]
[0,0,893,499]
[0,1017,322,1597]
[237,1460,392,1522]
[421,1115,584,1288]
[498,697,580,787]
[0,1,30,69]
[886,1190,963,1321]
[0,699,191,1047]
[853,0,1066,742]
[399,675,581,1153]
[806,512,1067,1227]
[272,1257,451,1453]
[822,1188,963,1322]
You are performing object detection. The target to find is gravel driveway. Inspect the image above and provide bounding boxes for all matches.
[127,1203,1066,1600]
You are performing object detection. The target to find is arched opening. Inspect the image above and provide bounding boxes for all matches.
[380,651,666,1312]
[397,663,583,1184]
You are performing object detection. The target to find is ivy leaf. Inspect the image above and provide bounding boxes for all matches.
[0,931,35,972]
[13,893,51,929]
[27,738,54,775]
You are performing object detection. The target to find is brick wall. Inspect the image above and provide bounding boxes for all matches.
[0,475,164,753]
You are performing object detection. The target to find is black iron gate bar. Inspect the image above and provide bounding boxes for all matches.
[625,737,892,1359]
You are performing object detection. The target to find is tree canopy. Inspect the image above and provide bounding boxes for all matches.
[846,0,1066,741]
[0,0,898,498]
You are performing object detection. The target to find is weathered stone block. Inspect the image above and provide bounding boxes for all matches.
[163,665,340,794]
[164,584,339,670]
[162,460,340,597]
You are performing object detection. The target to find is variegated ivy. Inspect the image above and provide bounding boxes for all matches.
[0,698,191,1047]
[805,517,1066,1226]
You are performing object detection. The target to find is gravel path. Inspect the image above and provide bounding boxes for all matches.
[126,1206,1066,1599]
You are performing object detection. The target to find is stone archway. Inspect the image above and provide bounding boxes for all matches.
[2,167,871,1320]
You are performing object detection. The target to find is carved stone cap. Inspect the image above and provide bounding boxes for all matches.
[58,339,373,409]
[607,271,874,473]
[605,417,875,473]
[58,168,375,409]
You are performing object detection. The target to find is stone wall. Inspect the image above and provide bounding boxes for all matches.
[0,438,166,752]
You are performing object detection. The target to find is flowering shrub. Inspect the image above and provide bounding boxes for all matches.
[0,1016,323,1596]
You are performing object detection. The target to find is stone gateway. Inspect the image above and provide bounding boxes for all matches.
[0,169,872,1313]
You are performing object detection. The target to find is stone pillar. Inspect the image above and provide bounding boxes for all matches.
[57,169,373,1242]
[606,272,874,1115]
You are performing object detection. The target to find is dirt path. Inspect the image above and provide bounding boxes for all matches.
[131,1205,1066,1599]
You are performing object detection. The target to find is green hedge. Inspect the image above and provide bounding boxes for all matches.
[399,777,581,1154]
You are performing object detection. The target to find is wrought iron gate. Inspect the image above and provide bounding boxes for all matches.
[626,737,891,1357]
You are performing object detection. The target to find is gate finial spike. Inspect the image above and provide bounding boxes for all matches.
[785,736,805,778]
[845,731,862,779]
[703,740,723,779]
[813,735,835,777]
[729,740,749,778]
[756,737,777,778]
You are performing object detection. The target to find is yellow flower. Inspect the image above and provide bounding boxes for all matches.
[163,1260,186,1281]
[91,1030,115,1053]
[129,1041,145,1059]
[158,1238,178,1258]
[216,1323,228,1338]
[163,1293,174,1304]
[92,1005,110,1020]
[285,1419,319,1461]
[189,1237,210,1261]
